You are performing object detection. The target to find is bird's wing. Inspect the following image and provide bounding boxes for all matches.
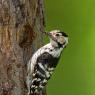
[27,52,59,95]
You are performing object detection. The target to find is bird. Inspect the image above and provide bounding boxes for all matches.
[26,30,68,95]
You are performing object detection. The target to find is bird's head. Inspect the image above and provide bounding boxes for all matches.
[48,30,68,48]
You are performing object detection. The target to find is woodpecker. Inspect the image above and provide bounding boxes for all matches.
[27,30,68,95]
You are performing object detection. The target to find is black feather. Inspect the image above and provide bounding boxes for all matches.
[58,31,68,37]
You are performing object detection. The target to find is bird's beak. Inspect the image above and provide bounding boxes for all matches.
[48,32,52,36]
[47,32,53,38]
[48,32,57,42]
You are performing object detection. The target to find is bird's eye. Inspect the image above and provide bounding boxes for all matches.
[56,34,60,36]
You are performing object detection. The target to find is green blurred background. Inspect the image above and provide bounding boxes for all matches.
[45,0,95,95]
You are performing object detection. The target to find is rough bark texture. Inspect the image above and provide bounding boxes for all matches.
[0,0,45,95]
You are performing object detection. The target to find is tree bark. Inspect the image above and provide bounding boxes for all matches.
[0,0,45,95]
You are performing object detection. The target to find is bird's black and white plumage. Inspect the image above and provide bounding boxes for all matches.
[27,30,68,95]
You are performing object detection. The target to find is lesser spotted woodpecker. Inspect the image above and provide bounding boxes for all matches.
[27,30,68,95]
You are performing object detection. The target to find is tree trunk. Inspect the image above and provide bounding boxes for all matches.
[0,0,45,95]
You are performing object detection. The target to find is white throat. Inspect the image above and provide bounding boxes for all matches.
[50,39,59,48]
